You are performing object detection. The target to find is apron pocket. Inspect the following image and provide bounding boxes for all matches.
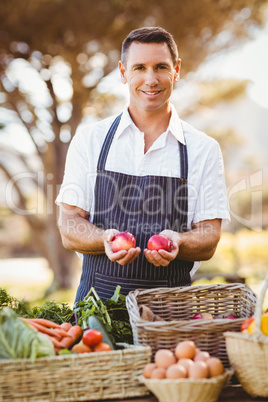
[94,272,168,300]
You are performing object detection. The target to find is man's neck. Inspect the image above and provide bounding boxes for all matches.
[128,104,172,153]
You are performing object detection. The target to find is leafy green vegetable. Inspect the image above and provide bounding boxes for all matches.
[0,288,73,324]
[0,307,55,361]
[73,286,133,344]
[32,301,73,324]
[58,348,72,355]
[0,287,133,344]
[0,288,33,317]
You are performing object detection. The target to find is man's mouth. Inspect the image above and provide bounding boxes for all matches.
[142,90,161,96]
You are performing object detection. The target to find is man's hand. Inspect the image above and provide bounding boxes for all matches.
[144,219,222,267]
[144,230,181,267]
[104,229,141,265]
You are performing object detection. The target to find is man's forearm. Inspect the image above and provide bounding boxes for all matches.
[177,219,222,261]
[58,203,105,254]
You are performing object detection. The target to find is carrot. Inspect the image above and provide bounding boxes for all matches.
[30,318,62,329]
[59,325,83,349]
[61,322,72,331]
[23,321,38,331]
[20,317,69,337]
[20,318,62,340]
[47,336,65,348]
[53,328,71,338]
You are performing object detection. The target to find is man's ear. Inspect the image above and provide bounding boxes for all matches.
[118,61,127,84]
[174,59,181,82]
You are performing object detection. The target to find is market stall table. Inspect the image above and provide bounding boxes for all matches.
[102,385,268,402]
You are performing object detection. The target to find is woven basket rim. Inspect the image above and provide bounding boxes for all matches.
[139,368,234,385]
[224,330,268,343]
[0,342,152,366]
[128,282,254,296]
[135,316,248,325]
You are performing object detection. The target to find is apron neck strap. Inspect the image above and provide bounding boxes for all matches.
[97,113,188,180]
[97,113,122,171]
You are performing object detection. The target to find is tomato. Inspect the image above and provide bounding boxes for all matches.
[93,342,112,352]
[82,329,103,347]
[241,316,254,332]
[71,343,92,354]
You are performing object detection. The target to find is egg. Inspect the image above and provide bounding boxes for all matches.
[166,364,187,379]
[206,357,224,377]
[151,367,166,379]
[175,340,196,360]
[143,363,157,378]
[155,349,176,368]
[188,361,209,379]
[194,350,210,362]
[178,358,194,375]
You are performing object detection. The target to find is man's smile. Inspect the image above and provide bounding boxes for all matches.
[141,90,162,96]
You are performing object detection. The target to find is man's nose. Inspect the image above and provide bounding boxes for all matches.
[144,68,158,86]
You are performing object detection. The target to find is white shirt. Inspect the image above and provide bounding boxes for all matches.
[56,104,230,275]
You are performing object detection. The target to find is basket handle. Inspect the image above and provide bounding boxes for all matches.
[254,273,268,336]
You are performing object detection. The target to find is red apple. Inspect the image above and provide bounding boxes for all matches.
[192,313,203,319]
[111,231,136,252]
[147,234,172,252]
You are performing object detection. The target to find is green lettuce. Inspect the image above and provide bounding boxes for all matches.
[0,307,55,361]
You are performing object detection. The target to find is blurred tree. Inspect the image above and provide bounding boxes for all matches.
[0,0,267,291]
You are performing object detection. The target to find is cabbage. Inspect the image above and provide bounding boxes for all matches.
[0,307,55,361]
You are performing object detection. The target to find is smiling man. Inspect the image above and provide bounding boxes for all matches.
[56,27,230,303]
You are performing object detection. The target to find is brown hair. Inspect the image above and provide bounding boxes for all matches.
[121,27,179,66]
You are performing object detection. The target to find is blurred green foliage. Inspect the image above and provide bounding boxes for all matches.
[200,229,268,282]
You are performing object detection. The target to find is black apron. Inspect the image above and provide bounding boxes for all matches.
[75,114,193,302]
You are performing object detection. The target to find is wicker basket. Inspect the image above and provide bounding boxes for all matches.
[0,343,151,401]
[139,369,233,402]
[126,283,256,367]
[224,274,268,397]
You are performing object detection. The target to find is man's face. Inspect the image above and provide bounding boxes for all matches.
[119,42,180,114]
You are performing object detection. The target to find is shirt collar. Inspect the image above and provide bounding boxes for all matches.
[114,105,134,139]
[168,104,185,145]
[115,103,185,145]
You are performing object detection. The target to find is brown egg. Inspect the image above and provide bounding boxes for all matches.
[194,350,210,362]
[155,349,176,369]
[143,363,157,378]
[178,358,194,375]
[206,357,224,377]
[166,364,187,379]
[175,340,196,360]
[151,367,166,379]
[188,361,209,379]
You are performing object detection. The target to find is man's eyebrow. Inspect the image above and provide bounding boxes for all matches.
[131,62,170,68]
[131,63,144,68]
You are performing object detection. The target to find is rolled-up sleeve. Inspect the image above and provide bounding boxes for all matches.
[55,130,95,214]
[191,140,230,228]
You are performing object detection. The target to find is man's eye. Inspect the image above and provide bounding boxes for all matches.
[157,65,168,70]
[134,66,144,70]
